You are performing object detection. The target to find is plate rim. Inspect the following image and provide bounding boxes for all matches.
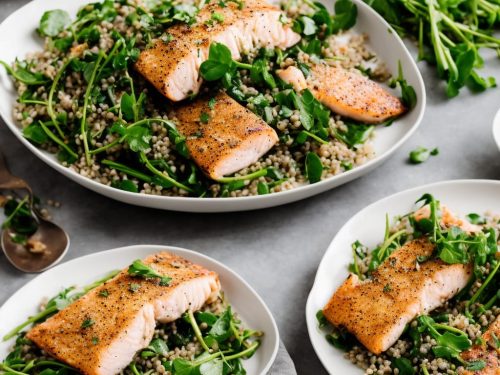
[0,0,426,211]
[0,244,280,375]
[492,107,500,151]
[305,178,500,373]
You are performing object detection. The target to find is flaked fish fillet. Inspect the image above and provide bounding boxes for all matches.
[276,65,406,123]
[173,91,278,179]
[27,252,221,375]
[135,0,300,101]
[461,316,500,375]
[414,204,482,233]
[323,239,472,354]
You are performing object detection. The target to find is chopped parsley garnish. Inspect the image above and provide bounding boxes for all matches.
[98,289,109,297]
[200,112,210,124]
[81,317,95,329]
[91,337,99,345]
[129,283,141,293]
[127,259,172,286]
[383,284,391,293]
[208,97,217,110]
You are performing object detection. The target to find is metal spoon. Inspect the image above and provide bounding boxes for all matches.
[0,151,69,272]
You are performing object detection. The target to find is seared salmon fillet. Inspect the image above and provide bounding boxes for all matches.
[135,0,300,101]
[173,91,278,179]
[461,316,500,375]
[276,65,406,123]
[323,239,472,354]
[26,252,221,375]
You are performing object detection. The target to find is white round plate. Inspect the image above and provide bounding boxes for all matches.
[305,179,500,374]
[0,244,279,375]
[0,0,425,212]
[492,107,500,151]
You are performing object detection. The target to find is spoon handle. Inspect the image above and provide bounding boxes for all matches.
[0,150,34,203]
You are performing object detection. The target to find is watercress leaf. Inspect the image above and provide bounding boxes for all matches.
[148,338,169,355]
[172,358,197,375]
[120,93,135,122]
[208,307,232,343]
[333,123,374,148]
[466,213,485,225]
[432,345,461,360]
[437,332,471,351]
[305,152,323,183]
[112,179,138,193]
[332,0,358,33]
[110,121,126,136]
[39,9,71,37]
[391,357,415,375]
[409,147,430,164]
[23,123,48,144]
[316,310,328,328]
[125,126,151,152]
[83,62,96,83]
[195,311,218,326]
[54,36,73,52]
[199,358,223,375]
[200,59,229,81]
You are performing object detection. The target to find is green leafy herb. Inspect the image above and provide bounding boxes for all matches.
[409,146,438,164]
[91,337,99,345]
[316,310,328,328]
[129,283,141,292]
[200,112,210,124]
[392,357,415,375]
[98,289,109,298]
[38,10,71,37]
[305,152,323,183]
[127,259,172,286]
[331,0,358,33]
[390,61,417,110]
[81,317,95,329]
[364,0,499,97]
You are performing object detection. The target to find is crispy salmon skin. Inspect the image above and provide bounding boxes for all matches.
[323,239,472,354]
[135,0,300,101]
[173,91,278,179]
[26,253,221,375]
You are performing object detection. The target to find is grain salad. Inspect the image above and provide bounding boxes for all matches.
[317,195,500,375]
[1,0,415,198]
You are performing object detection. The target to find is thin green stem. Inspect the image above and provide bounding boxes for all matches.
[0,363,29,375]
[302,130,328,144]
[217,168,268,183]
[48,59,72,139]
[187,310,211,352]
[467,261,500,310]
[81,52,105,165]
[139,152,194,193]
[39,121,78,160]
[101,160,152,182]
[378,230,407,260]
[234,61,253,70]
[19,99,48,106]
[224,341,259,361]
[97,39,123,80]
[0,61,48,85]
[3,306,58,341]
